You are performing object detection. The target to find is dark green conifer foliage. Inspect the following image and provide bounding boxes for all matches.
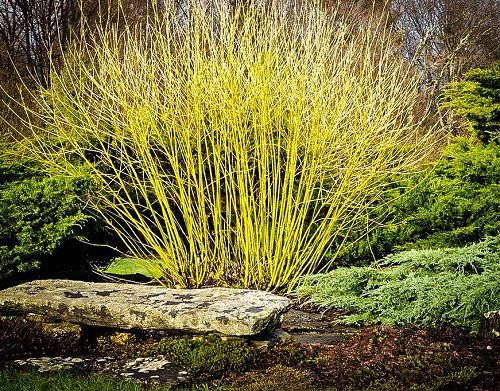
[0,147,92,281]
[442,62,499,143]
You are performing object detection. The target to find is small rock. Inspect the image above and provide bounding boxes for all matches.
[107,356,187,385]
[25,313,53,323]
[6,355,189,386]
[271,328,292,341]
[10,356,93,373]
[251,328,294,350]
[282,309,332,332]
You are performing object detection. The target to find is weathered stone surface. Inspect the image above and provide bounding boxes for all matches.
[282,309,335,332]
[112,356,189,384]
[25,313,54,323]
[8,356,188,385]
[0,279,292,336]
[282,308,358,345]
[251,328,293,350]
[479,310,500,339]
[109,331,136,345]
[23,312,82,343]
[10,356,93,373]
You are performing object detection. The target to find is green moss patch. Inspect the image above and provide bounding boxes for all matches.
[140,334,257,379]
[226,365,316,391]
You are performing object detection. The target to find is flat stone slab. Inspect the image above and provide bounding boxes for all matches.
[7,356,188,385]
[282,308,360,345]
[0,280,292,336]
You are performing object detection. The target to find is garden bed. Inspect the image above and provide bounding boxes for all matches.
[1,301,498,391]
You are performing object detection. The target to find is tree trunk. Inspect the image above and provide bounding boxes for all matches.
[479,311,500,339]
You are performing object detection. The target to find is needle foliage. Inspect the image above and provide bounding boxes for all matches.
[297,236,500,331]
[10,0,436,290]
[0,142,92,281]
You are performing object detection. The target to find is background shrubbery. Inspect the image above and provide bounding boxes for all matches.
[0,155,86,280]
[296,62,500,333]
[334,61,500,266]
[335,138,500,265]
[0,142,113,285]
[442,62,499,143]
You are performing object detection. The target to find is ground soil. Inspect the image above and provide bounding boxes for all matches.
[0,301,499,390]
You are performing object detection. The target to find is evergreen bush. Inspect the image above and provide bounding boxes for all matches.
[442,62,499,143]
[0,143,94,281]
[335,138,500,265]
[334,62,500,266]
[297,237,500,331]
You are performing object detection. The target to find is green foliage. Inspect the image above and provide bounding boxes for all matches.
[442,62,499,143]
[102,257,163,279]
[227,325,489,391]
[408,367,479,391]
[141,335,256,378]
[12,0,437,291]
[336,138,500,265]
[336,63,500,265]
[297,237,500,331]
[0,146,92,280]
[0,370,218,391]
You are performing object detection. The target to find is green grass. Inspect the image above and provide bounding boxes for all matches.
[0,371,167,391]
[0,370,217,391]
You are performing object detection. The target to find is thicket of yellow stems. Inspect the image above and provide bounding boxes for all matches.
[10,0,437,291]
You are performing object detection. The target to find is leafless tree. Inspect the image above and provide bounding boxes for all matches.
[392,0,499,89]
[0,0,156,87]
[0,0,93,87]
[0,0,159,136]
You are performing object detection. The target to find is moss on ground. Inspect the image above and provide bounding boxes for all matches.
[140,334,257,379]
[224,365,316,391]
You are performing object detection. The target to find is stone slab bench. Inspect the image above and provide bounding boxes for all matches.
[0,280,292,336]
